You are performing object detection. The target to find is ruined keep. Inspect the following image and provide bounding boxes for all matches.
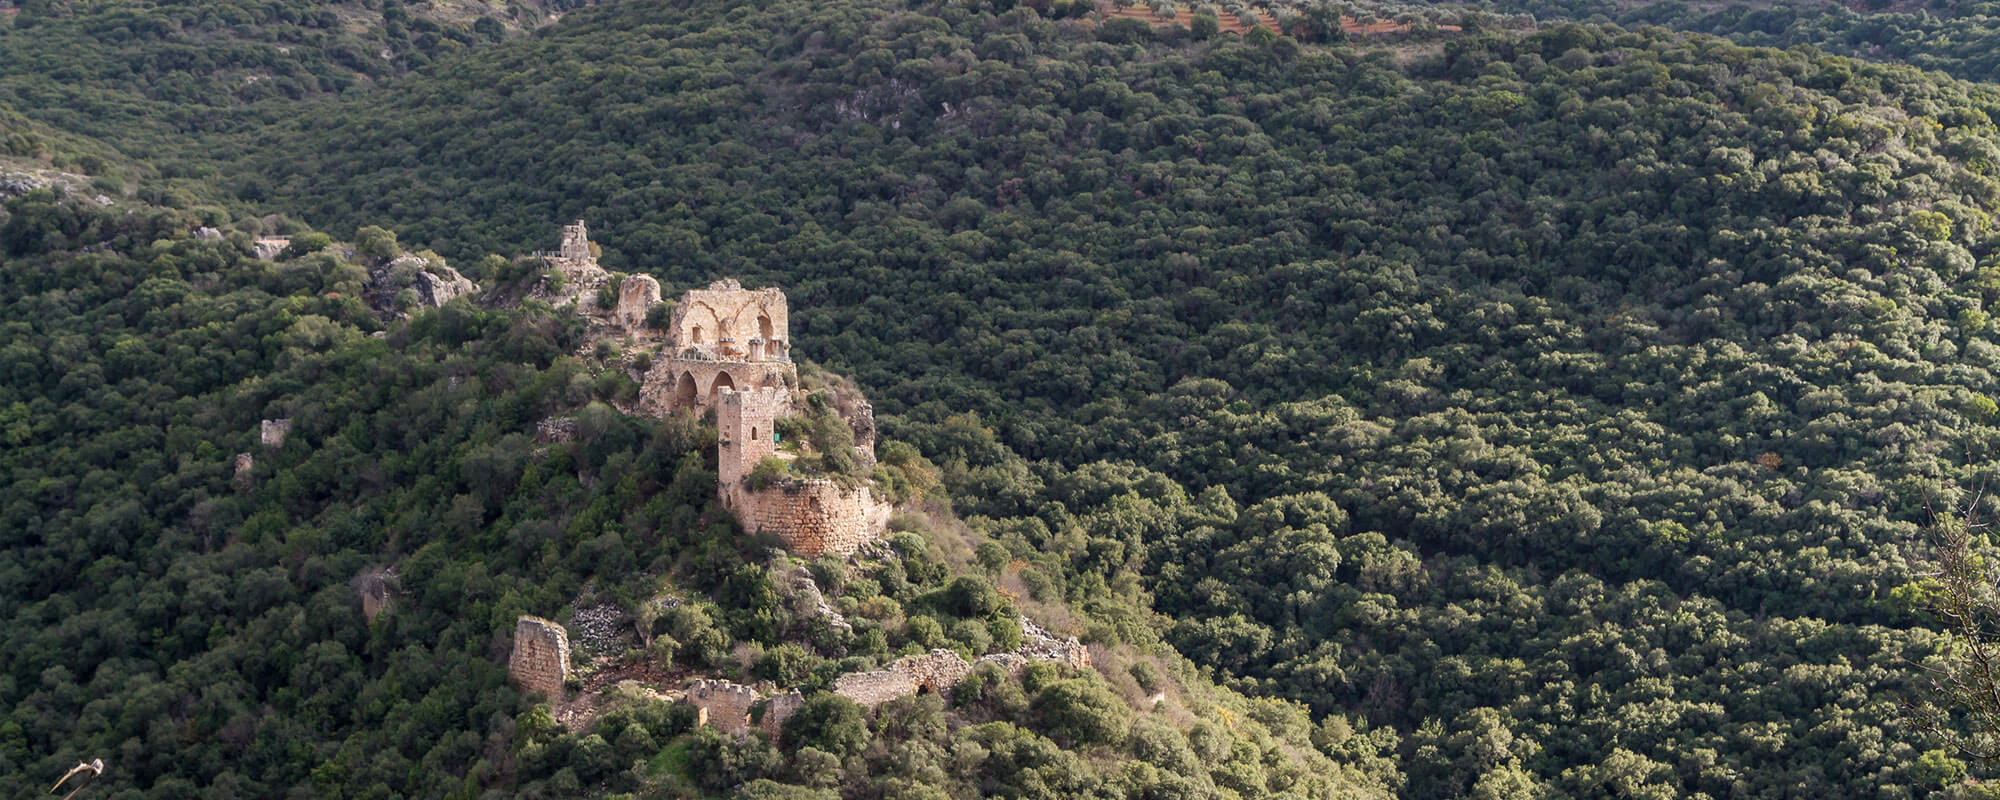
[638,278,798,415]
[509,616,572,699]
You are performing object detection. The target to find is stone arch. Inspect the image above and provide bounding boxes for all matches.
[682,303,719,345]
[758,312,774,341]
[673,371,698,410]
[710,371,736,405]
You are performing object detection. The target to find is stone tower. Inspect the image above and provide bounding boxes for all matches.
[559,220,593,264]
[716,386,787,492]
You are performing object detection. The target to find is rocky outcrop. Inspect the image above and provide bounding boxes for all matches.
[411,262,479,307]
[535,416,578,444]
[787,566,849,631]
[1019,617,1092,669]
[252,237,291,261]
[369,254,479,315]
[617,275,662,331]
[510,616,572,699]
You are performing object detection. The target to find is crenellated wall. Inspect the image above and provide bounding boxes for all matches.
[685,678,760,737]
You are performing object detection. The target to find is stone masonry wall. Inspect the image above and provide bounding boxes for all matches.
[668,278,789,356]
[260,418,290,447]
[509,616,571,699]
[728,480,892,558]
[640,359,796,415]
[717,387,788,487]
[831,619,1089,707]
[760,689,804,739]
[832,668,919,707]
[685,679,760,737]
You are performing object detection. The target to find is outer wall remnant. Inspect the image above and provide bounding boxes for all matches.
[509,616,571,699]
[685,679,760,737]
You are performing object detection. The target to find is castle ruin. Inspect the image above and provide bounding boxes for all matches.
[536,221,890,558]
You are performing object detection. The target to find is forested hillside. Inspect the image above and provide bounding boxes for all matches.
[1426,0,2000,84]
[7,0,2000,796]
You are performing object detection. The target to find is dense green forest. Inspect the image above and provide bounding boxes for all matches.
[8,0,2000,795]
[1419,0,2000,85]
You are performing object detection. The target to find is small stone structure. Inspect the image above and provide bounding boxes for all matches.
[683,680,807,739]
[534,221,614,309]
[685,678,761,736]
[509,616,572,699]
[260,418,290,447]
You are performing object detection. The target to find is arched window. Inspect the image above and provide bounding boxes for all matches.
[691,325,706,344]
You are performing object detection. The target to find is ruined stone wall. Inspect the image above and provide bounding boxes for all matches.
[509,616,571,699]
[726,480,892,558]
[1019,618,1093,670]
[559,220,593,262]
[616,275,662,331]
[717,387,788,487]
[639,358,796,415]
[760,689,804,739]
[685,679,760,737]
[667,279,789,360]
[829,619,1088,707]
[896,649,974,693]
[832,668,919,707]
